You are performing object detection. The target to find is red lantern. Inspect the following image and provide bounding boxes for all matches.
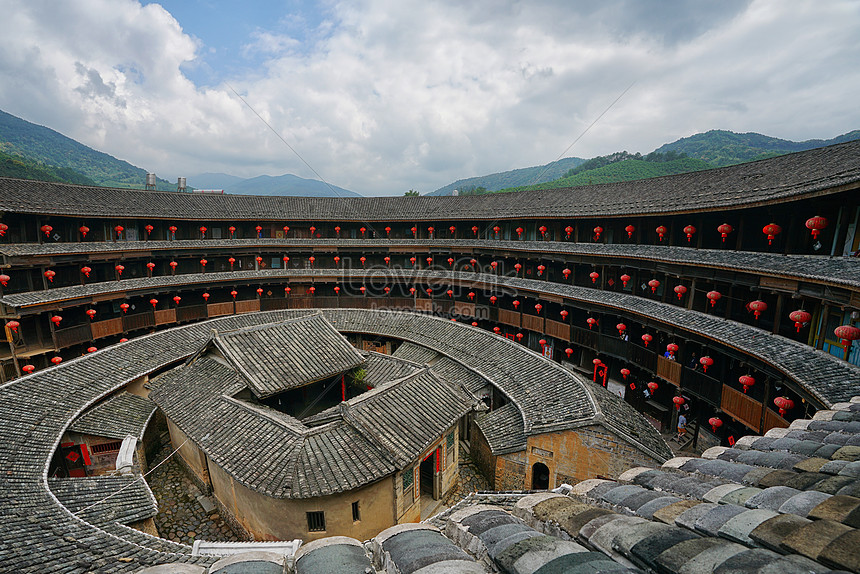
[449,225,456,235]
[169,261,178,270]
[448,257,455,267]
[514,226,524,238]
[717,223,733,242]
[44,270,56,283]
[309,226,316,235]
[146,262,155,272]
[774,396,794,417]
[647,381,658,393]
[283,256,290,265]
[666,343,678,357]
[589,271,599,283]
[86,309,96,320]
[202,293,210,301]
[256,225,263,236]
[149,298,158,308]
[674,285,687,300]
[616,323,626,335]
[539,225,547,237]
[381,256,389,266]
[834,325,860,353]
[411,226,418,237]
[173,295,181,305]
[489,295,497,305]
[169,225,177,237]
[145,224,154,235]
[620,274,631,287]
[447,289,454,298]
[512,300,520,309]
[51,356,62,365]
[333,226,341,236]
[562,268,572,279]
[465,292,474,301]
[87,346,97,353]
[79,225,90,238]
[81,266,91,278]
[228,257,235,270]
[709,417,723,432]
[493,226,501,235]
[535,304,543,314]
[739,375,755,394]
[0,222,7,236]
[565,226,573,238]
[672,396,685,411]
[625,225,635,238]
[472,226,479,235]
[22,365,35,374]
[427,226,435,235]
[256,256,263,264]
[115,264,125,276]
[308,286,316,295]
[359,257,366,266]
[470,258,478,268]
[699,356,713,372]
[762,223,781,245]
[426,256,433,266]
[41,225,53,236]
[0,273,10,286]
[332,256,341,267]
[285,287,291,295]
[539,339,547,347]
[641,333,652,347]
[230,291,238,298]
[409,287,416,295]
[565,347,574,358]
[199,226,207,237]
[384,287,391,294]
[385,226,391,236]
[805,216,828,239]
[514,263,522,274]
[410,256,417,266]
[706,290,721,307]
[537,264,545,276]
[593,226,603,240]
[120,303,129,313]
[493,326,501,334]
[360,227,366,237]
[490,261,498,270]
[256,288,263,296]
[113,225,124,238]
[283,225,290,235]
[516,333,524,341]
[359,286,367,295]
[200,259,207,268]
[648,279,660,293]
[471,321,478,327]
[334,286,341,294]
[789,310,811,333]
[683,225,696,242]
[229,226,236,237]
[587,317,598,330]
[119,338,128,343]
[748,300,767,320]
[6,320,20,333]
[560,310,568,320]
[620,368,630,380]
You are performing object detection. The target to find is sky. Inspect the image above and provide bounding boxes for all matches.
[0,0,859,196]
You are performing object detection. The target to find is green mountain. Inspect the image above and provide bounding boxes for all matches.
[0,109,174,190]
[428,156,586,196]
[0,149,97,185]
[653,129,860,166]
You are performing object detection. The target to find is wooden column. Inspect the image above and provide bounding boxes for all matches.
[686,278,697,311]
[772,293,785,335]
[816,304,830,350]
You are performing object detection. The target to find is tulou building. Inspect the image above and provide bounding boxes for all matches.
[0,139,859,572]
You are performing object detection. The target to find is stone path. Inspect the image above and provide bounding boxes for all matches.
[441,443,492,508]
[146,442,240,545]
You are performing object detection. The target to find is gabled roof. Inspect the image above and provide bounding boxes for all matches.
[210,312,365,398]
[68,391,156,440]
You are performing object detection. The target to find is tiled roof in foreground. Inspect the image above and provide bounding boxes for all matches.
[1,139,859,220]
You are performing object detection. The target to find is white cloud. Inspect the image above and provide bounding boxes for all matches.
[0,0,858,195]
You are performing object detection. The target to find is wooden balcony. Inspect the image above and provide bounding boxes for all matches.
[54,324,93,348]
[545,319,570,341]
[207,302,234,317]
[656,355,682,386]
[154,309,177,325]
[498,309,521,328]
[235,300,260,314]
[763,407,790,433]
[91,318,123,340]
[721,384,762,433]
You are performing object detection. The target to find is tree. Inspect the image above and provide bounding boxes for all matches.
[403,189,419,196]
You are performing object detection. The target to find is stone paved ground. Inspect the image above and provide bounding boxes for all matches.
[146,441,240,545]
[442,443,492,508]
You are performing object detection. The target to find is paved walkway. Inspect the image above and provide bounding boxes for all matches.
[441,443,492,508]
[146,442,240,545]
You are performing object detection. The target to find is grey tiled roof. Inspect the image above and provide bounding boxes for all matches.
[1,139,859,219]
[430,356,492,394]
[361,351,422,388]
[391,341,439,364]
[68,391,156,440]
[476,403,528,454]
[48,475,157,527]
[211,313,365,398]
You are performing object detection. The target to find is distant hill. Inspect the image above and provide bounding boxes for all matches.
[0,149,97,186]
[187,172,246,191]
[653,129,860,166]
[0,109,175,190]
[428,156,586,196]
[227,173,361,197]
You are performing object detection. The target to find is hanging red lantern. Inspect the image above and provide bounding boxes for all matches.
[308,256,316,267]
[539,225,548,237]
[22,364,35,374]
[384,286,391,294]
[255,225,263,236]
[41,225,53,236]
[173,295,181,305]
[535,304,543,314]
[514,263,522,273]
[708,417,723,432]
[120,303,129,313]
[471,321,478,327]
[229,226,236,237]
[255,256,263,264]
[672,396,685,410]
[113,225,124,238]
[169,225,178,237]
[748,300,767,320]
[6,320,20,333]
[493,226,501,235]
[384,256,390,265]
[537,264,546,276]
[115,264,125,277]
[472,226,479,235]
[489,295,497,304]
[202,293,210,301]
[562,268,572,279]
[834,325,860,353]
[699,356,714,372]
[357,286,366,295]
[564,225,573,238]
[384,226,391,236]
[51,356,62,365]
[200,259,207,268]
[149,298,158,308]
[513,226,524,238]
[230,290,237,299]
[199,226,207,237]
[169,261,178,270]
[620,274,631,287]
[145,224,154,235]
[565,347,573,358]
[359,256,366,266]
[616,323,626,335]
[449,225,456,235]
[587,317,598,330]
[119,338,128,343]
[44,269,56,283]
[512,300,520,309]
[647,381,658,393]
[256,288,263,296]
[717,223,733,242]
[774,396,794,417]
[706,291,721,307]
[0,273,10,286]
[427,226,435,236]
[308,286,316,295]
[589,271,599,283]
[739,375,755,393]
[515,333,524,341]
[409,287,417,295]
[493,326,501,334]
[805,216,828,239]
[620,368,630,380]
[426,256,433,266]
[285,287,291,295]
[539,339,547,347]
[228,257,235,270]
[560,310,568,320]
[490,261,498,270]
[789,310,811,332]
[333,256,341,267]
[666,343,678,357]
[81,266,91,278]
[625,224,635,238]
[334,226,341,236]
[410,257,417,266]
[447,289,454,298]
[655,225,667,241]
[411,226,417,237]
[448,257,454,267]
[641,333,652,347]
[0,222,8,237]
[470,258,477,268]
[648,279,660,293]
[283,256,290,265]
[762,223,782,245]
[357,226,365,238]
[309,226,317,236]
[86,309,96,320]
[146,262,155,272]
[87,346,97,353]
[283,225,290,235]
[79,225,90,238]
[683,225,696,242]
[468,292,475,300]
[674,285,687,300]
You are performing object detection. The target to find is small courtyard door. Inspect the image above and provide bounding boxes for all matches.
[532,462,550,490]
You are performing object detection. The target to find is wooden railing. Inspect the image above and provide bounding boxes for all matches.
[235,300,260,314]
[91,318,123,339]
[545,319,570,341]
[656,356,682,386]
[498,309,521,328]
[54,324,93,347]
[154,309,177,325]
[521,314,542,332]
[680,367,722,405]
[207,302,234,317]
[177,304,208,323]
[628,344,657,372]
[123,310,154,332]
[453,302,476,318]
[415,299,432,312]
[763,408,789,432]
[721,384,762,433]
[570,326,598,349]
[598,334,627,359]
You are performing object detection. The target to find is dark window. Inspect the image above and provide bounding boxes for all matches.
[306,511,326,532]
[90,441,123,454]
[352,500,360,522]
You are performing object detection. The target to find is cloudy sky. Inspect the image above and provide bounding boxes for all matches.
[0,0,858,196]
